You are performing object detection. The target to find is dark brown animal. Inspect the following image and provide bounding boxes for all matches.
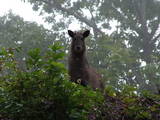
[68,30,103,90]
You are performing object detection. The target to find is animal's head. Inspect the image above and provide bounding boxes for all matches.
[68,30,90,54]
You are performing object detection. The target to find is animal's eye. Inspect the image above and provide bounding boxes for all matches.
[72,38,76,41]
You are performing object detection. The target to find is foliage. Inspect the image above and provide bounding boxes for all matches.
[0,11,56,69]
[22,0,160,93]
[0,44,104,120]
[0,45,160,120]
[99,0,160,93]
[99,86,160,120]
[0,0,160,119]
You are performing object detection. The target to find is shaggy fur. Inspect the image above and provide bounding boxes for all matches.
[68,30,103,90]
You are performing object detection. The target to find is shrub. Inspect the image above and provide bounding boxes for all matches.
[0,44,104,120]
[0,43,160,120]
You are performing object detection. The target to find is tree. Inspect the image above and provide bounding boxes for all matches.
[0,11,56,69]
[100,0,160,93]
[22,0,160,93]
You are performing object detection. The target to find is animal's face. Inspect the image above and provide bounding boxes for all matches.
[68,30,90,54]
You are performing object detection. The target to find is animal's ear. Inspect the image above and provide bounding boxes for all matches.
[83,30,90,38]
[68,30,75,37]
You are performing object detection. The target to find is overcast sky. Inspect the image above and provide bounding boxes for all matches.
[0,0,45,24]
[0,0,81,30]
[0,0,117,33]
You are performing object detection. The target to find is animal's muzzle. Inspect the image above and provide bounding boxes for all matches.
[75,45,82,52]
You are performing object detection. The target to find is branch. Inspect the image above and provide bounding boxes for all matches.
[150,16,160,39]
[153,33,160,42]
[137,0,149,35]
[87,5,99,39]
[40,0,103,34]
[112,5,127,22]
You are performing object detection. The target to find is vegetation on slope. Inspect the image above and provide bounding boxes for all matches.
[0,45,159,120]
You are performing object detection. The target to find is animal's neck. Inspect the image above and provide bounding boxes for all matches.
[71,52,89,67]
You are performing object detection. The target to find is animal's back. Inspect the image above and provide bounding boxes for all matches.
[87,67,104,90]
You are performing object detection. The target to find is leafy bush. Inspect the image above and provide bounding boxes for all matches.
[99,86,160,120]
[0,43,160,120]
[0,44,104,120]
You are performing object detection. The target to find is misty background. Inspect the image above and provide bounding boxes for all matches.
[0,0,160,94]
